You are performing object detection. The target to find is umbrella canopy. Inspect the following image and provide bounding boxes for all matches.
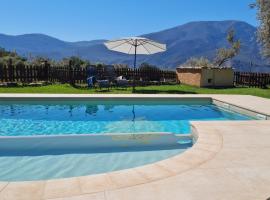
[104,37,166,55]
[104,37,166,92]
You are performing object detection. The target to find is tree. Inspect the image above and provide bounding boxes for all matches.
[0,47,27,65]
[60,56,90,68]
[114,63,128,69]
[182,57,214,68]
[139,62,159,71]
[183,30,240,68]
[0,47,7,57]
[214,30,241,67]
[250,0,270,59]
[30,56,49,65]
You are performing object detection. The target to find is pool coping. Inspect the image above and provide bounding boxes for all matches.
[0,94,269,199]
[212,99,270,120]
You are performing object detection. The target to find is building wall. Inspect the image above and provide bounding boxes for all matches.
[201,68,234,87]
[176,67,234,87]
[176,68,202,87]
[213,68,234,87]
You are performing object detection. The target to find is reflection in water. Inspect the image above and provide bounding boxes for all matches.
[104,105,114,112]
[132,105,136,134]
[85,105,99,116]
[0,102,253,136]
[10,105,15,116]
[132,105,135,122]
[45,105,49,115]
[69,105,74,117]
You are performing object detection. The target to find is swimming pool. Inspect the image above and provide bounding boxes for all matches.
[0,97,256,181]
[0,98,253,136]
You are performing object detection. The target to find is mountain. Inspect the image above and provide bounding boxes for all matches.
[71,40,107,47]
[0,20,269,72]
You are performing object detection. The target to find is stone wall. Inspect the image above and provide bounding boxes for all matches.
[176,68,202,87]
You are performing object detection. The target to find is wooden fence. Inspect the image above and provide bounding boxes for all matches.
[0,62,177,84]
[234,72,270,88]
[0,63,50,83]
[1,61,269,88]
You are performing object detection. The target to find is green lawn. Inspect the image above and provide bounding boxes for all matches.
[0,84,270,98]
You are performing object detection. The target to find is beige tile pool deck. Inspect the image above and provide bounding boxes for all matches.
[0,94,270,200]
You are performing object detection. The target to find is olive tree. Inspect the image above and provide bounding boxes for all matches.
[183,30,240,68]
[215,30,241,67]
[250,0,270,59]
[0,47,27,66]
[182,57,214,68]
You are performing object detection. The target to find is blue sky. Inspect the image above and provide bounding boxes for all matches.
[1,0,257,41]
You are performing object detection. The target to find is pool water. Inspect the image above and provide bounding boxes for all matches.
[0,99,253,136]
[0,146,190,181]
[0,99,254,181]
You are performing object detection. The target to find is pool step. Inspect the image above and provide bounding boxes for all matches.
[0,133,192,156]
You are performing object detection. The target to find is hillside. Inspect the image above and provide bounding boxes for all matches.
[0,20,269,72]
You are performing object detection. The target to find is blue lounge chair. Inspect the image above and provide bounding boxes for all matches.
[87,66,110,90]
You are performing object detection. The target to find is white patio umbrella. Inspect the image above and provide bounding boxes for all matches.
[104,37,166,92]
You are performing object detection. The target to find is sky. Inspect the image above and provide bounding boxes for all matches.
[0,0,257,42]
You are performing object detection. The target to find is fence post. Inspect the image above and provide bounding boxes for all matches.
[0,62,3,83]
[69,60,74,86]
[233,72,236,86]
[44,60,50,82]
[8,59,14,82]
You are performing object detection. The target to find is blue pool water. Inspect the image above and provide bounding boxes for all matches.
[0,146,190,181]
[0,99,253,136]
[0,99,254,181]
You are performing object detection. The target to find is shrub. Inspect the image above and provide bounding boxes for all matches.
[182,57,214,68]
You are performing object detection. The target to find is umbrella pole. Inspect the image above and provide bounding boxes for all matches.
[132,43,137,93]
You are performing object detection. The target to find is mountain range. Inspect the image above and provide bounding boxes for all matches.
[0,20,270,72]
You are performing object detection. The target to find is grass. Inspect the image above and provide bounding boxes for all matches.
[0,84,270,98]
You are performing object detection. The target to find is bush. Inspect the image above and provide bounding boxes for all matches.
[182,57,214,68]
